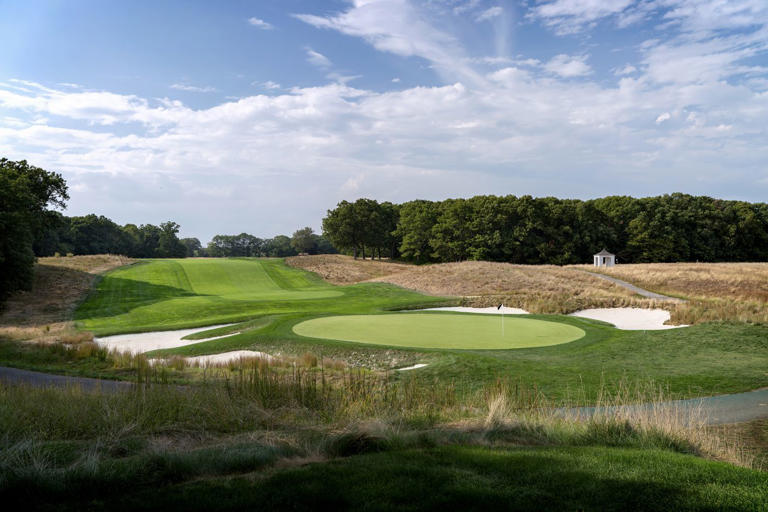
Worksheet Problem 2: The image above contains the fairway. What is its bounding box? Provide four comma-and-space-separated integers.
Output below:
76, 258, 442, 335
293, 313, 586, 349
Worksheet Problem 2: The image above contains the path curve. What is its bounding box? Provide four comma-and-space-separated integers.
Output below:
1, 365, 765, 425
579, 270, 685, 302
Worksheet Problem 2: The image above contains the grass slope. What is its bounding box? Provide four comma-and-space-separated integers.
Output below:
6, 444, 765, 511
77, 258, 444, 335
162, 446, 767, 512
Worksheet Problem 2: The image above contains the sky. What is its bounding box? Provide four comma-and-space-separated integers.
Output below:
1, 0, 767, 242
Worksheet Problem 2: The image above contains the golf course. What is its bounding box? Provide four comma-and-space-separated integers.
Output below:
67, 257, 768, 402
2, 255, 768, 510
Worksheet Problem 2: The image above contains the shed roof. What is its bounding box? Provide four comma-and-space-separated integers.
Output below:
594, 249, 614, 256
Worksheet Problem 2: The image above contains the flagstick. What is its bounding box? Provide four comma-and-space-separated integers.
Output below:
501, 304, 504, 337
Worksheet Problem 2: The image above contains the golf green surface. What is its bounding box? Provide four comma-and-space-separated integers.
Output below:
293, 313, 586, 349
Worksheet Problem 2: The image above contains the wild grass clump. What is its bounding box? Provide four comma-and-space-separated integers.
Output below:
0, 369, 761, 509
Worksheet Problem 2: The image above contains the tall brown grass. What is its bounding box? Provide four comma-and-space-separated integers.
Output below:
583, 263, 768, 324
285, 254, 413, 284
0, 255, 131, 343
0, 368, 758, 471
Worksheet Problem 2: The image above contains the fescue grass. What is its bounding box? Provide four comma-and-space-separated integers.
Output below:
584, 262, 768, 324
285, 253, 414, 284
0, 369, 764, 510
0, 255, 130, 344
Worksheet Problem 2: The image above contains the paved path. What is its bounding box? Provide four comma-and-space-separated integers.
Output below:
0, 366, 134, 392
563, 387, 768, 426
580, 270, 684, 301
1, 365, 766, 425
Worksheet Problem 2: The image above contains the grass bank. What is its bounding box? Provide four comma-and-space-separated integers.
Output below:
0, 368, 765, 510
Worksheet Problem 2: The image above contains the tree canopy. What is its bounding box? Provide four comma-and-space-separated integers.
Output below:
1, 158, 69, 300
323, 194, 768, 264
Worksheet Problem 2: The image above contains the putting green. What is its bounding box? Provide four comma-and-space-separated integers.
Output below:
292, 313, 586, 349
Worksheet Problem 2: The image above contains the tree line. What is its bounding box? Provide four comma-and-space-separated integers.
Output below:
191, 227, 335, 258
1, 157, 338, 304
1, 159, 68, 301
322, 195, 768, 264
35, 215, 337, 259
35, 213, 188, 258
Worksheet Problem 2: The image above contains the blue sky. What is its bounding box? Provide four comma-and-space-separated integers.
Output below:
1, 0, 767, 242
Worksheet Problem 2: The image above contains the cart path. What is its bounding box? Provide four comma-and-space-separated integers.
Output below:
579, 270, 685, 302
1, 365, 766, 425
0, 366, 134, 392
562, 386, 768, 426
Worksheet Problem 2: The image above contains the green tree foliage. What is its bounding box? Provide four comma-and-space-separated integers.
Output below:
0, 158, 68, 300
325, 193, 768, 264
291, 227, 318, 254
262, 235, 296, 257
157, 221, 187, 258
33, 215, 188, 259
180, 238, 203, 257
322, 198, 398, 259
395, 200, 438, 263
322, 200, 361, 258
207, 233, 263, 257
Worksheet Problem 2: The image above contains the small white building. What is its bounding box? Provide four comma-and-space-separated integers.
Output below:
593, 249, 616, 267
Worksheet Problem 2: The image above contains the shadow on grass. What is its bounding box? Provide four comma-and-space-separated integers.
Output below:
75, 276, 205, 321
111, 445, 766, 511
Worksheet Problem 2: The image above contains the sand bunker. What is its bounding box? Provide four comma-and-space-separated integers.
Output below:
171, 350, 273, 367
419, 306, 685, 330
95, 324, 279, 366
420, 306, 529, 315
569, 308, 686, 330
95, 324, 237, 355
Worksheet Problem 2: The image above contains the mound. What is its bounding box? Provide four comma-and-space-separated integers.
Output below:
0, 255, 132, 343
285, 254, 412, 284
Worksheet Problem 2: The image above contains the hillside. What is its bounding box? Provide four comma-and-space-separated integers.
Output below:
287, 255, 657, 314
584, 263, 768, 324
0, 255, 132, 343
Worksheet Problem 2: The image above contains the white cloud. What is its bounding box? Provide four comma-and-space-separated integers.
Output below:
247, 17, 273, 30
259, 81, 281, 90
170, 83, 217, 93
391, 77, 401, 83
529, 0, 633, 34
614, 64, 637, 76
544, 54, 592, 77
476, 6, 503, 22
294, 0, 483, 85
3, 1, 768, 238
305, 48, 332, 69
452, 0, 481, 15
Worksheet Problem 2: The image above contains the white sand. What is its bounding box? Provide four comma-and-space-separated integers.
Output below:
420, 306, 529, 315
416, 305, 685, 331
172, 350, 273, 367
568, 308, 686, 330
95, 324, 237, 355
397, 363, 428, 371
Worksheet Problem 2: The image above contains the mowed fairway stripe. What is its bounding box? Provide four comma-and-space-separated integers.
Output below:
292, 313, 586, 349
78, 258, 348, 334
